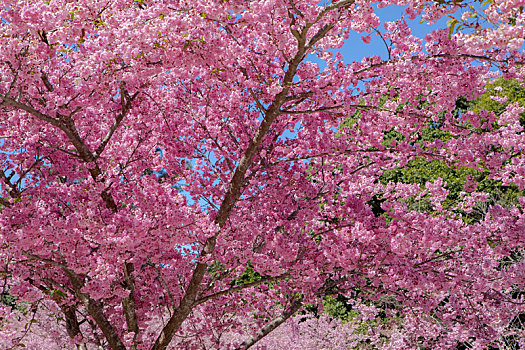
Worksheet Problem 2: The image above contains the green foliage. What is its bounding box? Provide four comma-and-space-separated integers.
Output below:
232, 263, 262, 286
1, 292, 16, 308
323, 294, 358, 323
381, 156, 522, 222
378, 79, 525, 220
471, 78, 525, 126
381, 157, 477, 205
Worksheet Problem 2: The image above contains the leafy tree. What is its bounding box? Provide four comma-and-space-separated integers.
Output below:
0, 0, 525, 349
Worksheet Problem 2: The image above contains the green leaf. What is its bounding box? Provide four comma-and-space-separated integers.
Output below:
153, 42, 166, 50
447, 18, 458, 39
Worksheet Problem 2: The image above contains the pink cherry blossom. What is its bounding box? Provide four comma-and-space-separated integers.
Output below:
0, 0, 524, 349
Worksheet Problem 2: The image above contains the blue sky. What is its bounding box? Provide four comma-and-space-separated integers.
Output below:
340, 4, 453, 62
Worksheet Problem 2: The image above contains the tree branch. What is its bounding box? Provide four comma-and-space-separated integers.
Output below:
194, 273, 290, 306
1, 94, 62, 127
1, 93, 122, 211
235, 297, 303, 350
0, 196, 11, 207
1, 94, 96, 162
151, 14, 315, 350
317, 0, 356, 20
122, 262, 139, 349
307, 22, 336, 49
0, 169, 21, 199
61, 306, 88, 350
40, 72, 54, 92
21, 251, 66, 268
95, 82, 137, 158
64, 268, 127, 350
281, 104, 343, 114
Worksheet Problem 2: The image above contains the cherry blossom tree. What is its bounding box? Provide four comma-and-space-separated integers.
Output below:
1, 0, 525, 349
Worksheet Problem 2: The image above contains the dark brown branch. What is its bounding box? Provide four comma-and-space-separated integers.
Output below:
372, 27, 391, 60
0, 196, 11, 207
235, 297, 303, 350
37, 30, 49, 45
64, 268, 126, 350
194, 274, 290, 306
1, 94, 93, 163
1, 94, 122, 211
56, 109, 98, 163
21, 251, 66, 268
36, 141, 83, 159
281, 104, 343, 114
284, 91, 313, 102
151, 13, 313, 350
413, 249, 461, 268
61, 305, 88, 349
0, 94, 62, 128
233, 263, 352, 348
287, 0, 303, 17
15, 157, 43, 188
26, 266, 88, 348
353, 52, 508, 76
0, 169, 21, 199
317, 0, 356, 19
248, 88, 267, 113
307, 22, 336, 49
122, 262, 139, 349
41, 72, 54, 92
95, 82, 137, 158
